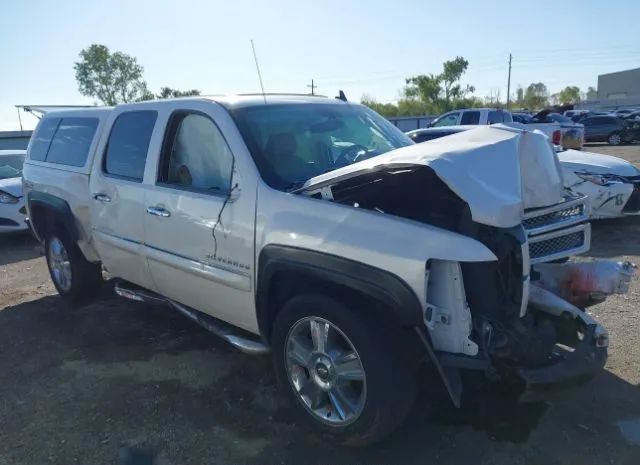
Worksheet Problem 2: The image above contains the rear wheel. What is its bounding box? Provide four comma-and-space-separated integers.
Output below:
608, 132, 622, 146
45, 228, 102, 304
271, 294, 417, 446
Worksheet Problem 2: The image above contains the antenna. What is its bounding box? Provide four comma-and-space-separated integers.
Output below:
16, 107, 23, 131
250, 39, 267, 104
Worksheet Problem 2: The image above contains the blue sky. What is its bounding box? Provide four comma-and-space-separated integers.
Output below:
1, 0, 639, 130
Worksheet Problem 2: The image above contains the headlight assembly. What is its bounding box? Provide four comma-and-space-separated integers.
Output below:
575, 172, 621, 186
0, 191, 19, 204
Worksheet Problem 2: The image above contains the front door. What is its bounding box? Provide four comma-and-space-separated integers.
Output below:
143, 103, 257, 332
89, 110, 158, 290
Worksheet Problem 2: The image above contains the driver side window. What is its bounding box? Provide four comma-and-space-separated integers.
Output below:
158, 112, 233, 193
433, 113, 460, 127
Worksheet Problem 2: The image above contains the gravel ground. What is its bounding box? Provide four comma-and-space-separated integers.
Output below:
1, 144, 640, 465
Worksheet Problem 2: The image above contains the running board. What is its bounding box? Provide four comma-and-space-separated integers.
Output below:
114, 282, 270, 355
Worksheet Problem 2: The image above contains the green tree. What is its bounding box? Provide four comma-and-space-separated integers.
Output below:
440, 57, 475, 108
523, 82, 549, 109
157, 87, 201, 99
404, 73, 442, 113
586, 86, 598, 100
396, 98, 430, 116
516, 86, 525, 106
74, 44, 148, 105
403, 56, 475, 113
360, 95, 399, 117
557, 86, 581, 104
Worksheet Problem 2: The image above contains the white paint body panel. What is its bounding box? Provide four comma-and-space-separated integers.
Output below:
559, 149, 640, 218
256, 183, 498, 327
0, 176, 27, 233
138, 100, 260, 332
424, 260, 478, 356
559, 149, 640, 177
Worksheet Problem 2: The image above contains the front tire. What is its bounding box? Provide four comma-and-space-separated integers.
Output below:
608, 132, 622, 146
271, 294, 417, 446
45, 228, 102, 304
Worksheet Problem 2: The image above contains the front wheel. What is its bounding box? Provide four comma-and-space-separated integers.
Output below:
271, 294, 417, 446
45, 228, 102, 304
608, 132, 622, 146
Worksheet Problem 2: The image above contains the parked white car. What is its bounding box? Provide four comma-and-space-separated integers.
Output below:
407, 127, 640, 219
559, 149, 640, 219
22, 96, 633, 445
0, 150, 28, 233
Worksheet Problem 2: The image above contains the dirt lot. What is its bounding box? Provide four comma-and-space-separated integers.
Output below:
1, 144, 640, 465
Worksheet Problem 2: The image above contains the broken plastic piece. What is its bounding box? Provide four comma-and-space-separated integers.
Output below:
534, 260, 636, 307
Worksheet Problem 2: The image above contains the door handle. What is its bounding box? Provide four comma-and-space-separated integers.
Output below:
92, 193, 112, 203
146, 206, 171, 218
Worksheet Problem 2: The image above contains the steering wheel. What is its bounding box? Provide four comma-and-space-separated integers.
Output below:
334, 144, 369, 167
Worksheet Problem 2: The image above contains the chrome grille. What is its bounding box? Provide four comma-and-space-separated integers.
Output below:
523, 195, 589, 236
529, 226, 589, 264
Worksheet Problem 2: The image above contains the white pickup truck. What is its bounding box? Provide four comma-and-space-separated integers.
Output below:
22, 95, 633, 445
429, 107, 566, 147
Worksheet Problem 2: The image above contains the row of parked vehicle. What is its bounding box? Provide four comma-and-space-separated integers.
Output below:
427, 107, 640, 147
1, 95, 636, 445
565, 108, 640, 122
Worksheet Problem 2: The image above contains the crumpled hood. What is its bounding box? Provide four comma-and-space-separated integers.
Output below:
301, 126, 564, 228
0, 177, 23, 198
558, 149, 640, 177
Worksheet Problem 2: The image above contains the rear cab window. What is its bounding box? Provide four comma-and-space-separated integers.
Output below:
28, 116, 99, 167
103, 111, 157, 182
488, 111, 510, 124
460, 111, 480, 125
432, 112, 460, 127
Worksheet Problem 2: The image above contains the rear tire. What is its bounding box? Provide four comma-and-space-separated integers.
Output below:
271, 294, 417, 446
45, 227, 102, 304
608, 132, 622, 146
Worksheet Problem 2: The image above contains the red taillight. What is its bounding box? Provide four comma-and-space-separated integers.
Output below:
552, 130, 561, 146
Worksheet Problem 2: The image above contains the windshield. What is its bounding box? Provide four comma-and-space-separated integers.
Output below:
231, 103, 413, 190
0, 154, 25, 180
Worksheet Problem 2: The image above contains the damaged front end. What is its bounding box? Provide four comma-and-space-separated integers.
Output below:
424, 198, 632, 405
298, 126, 635, 405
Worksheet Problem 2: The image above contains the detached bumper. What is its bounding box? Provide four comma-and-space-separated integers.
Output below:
518, 325, 607, 402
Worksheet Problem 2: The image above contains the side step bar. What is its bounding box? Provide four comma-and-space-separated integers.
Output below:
114, 282, 270, 355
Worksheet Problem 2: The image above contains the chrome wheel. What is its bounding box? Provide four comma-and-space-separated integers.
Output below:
48, 237, 72, 292
609, 133, 622, 145
285, 317, 366, 426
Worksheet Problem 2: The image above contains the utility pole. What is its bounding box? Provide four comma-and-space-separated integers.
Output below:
506, 53, 512, 109
307, 79, 317, 95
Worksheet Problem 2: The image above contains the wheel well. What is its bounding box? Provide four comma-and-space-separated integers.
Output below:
261, 269, 411, 343
30, 204, 69, 241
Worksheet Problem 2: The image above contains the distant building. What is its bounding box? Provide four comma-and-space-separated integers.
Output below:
597, 67, 640, 100
0, 130, 32, 150
576, 67, 640, 111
